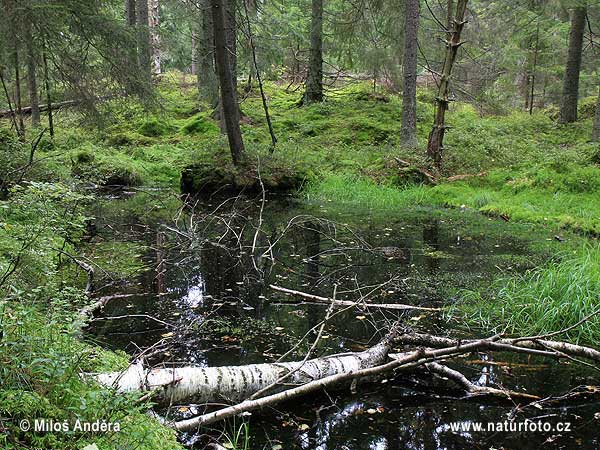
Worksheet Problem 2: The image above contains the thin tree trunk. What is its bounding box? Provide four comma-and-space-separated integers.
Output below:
149, 0, 161, 74
136, 0, 152, 82
25, 18, 40, 128
529, 19, 540, 115
14, 47, 25, 140
42, 49, 54, 138
592, 86, 600, 142
197, 0, 219, 107
242, 0, 277, 150
0, 69, 19, 135
426, 0, 468, 170
303, 0, 323, 104
225, 0, 237, 93
400, 0, 419, 149
211, 0, 245, 165
559, 6, 586, 124
126, 0, 136, 25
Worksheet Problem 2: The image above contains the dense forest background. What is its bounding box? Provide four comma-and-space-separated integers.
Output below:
1, 0, 599, 137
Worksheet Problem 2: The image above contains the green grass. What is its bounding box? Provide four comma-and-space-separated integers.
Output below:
305, 173, 431, 210
450, 245, 600, 344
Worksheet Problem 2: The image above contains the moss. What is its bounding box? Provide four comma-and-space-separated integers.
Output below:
181, 154, 309, 195
104, 131, 154, 147
181, 114, 220, 135
71, 146, 144, 186
138, 118, 175, 137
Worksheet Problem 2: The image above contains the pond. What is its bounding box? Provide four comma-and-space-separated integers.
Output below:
84, 190, 600, 449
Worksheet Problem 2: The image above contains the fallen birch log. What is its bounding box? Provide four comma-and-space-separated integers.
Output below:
91, 326, 600, 432
94, 328, 399, 405
172, 335, 510, 431
173, 330, 600, 431
269, 285, 441, 312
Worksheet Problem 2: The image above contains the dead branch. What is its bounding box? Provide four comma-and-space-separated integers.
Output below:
270, 284, 441, 311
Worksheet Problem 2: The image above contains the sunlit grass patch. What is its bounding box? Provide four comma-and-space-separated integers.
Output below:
305, 174, 431, 210
450, 245, 600, 344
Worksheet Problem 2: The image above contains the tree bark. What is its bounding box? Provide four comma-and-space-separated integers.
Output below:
191, 29, 197, 75
24, 16, 40, 128
197, 0, 219, 107
303, 0, 323, 104
593, 86, 600, 142
426, 0, 468, 170
211, 0, 245, 165
14, 47, 25, 140
42, 49, 54, 138
559, 6, 586, 124
94, 331, 396, 405
125, 0, 136, 25
149, 0, 161, 74
225, 0, 237, 93
400, 0, 419, 149
136, 0, 152, 82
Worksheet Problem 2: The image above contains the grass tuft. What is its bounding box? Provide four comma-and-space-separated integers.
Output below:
450, 245, 600, 344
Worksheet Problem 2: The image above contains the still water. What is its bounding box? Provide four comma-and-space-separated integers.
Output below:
85, 191, 599, 449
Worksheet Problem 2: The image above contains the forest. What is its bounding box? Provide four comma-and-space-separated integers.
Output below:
1, 0, 600, 449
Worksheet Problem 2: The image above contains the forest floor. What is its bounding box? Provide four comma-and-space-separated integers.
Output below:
1, 72, 599, 449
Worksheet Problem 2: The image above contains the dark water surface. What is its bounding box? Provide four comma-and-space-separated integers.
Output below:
85, 191, 599, 449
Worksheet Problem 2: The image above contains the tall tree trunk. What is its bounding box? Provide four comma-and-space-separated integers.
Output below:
42, 49, 54, 138
593, 86, 600, 142
211, 0, 245, 165
125, 0, 136, 25
8, 0, 25, 140
225, 0, 237, 93
197, 0, 219, 107
529, 19, 540, 115
426, 0, 468, 171
136, 0, 152, 82
303, 0, 323, 104
25, 18, 40, 128
400, 0, 419, 149
149, 0, 161, 74
559, 6, 586, 124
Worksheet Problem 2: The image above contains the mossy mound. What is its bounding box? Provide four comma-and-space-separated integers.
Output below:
71, 148, 143, 187
181, 114, 220, 135
138, 118, 175, 137
181, 159, 308, 195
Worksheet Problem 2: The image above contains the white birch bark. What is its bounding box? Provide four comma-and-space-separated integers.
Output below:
94, 334, 395, 405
